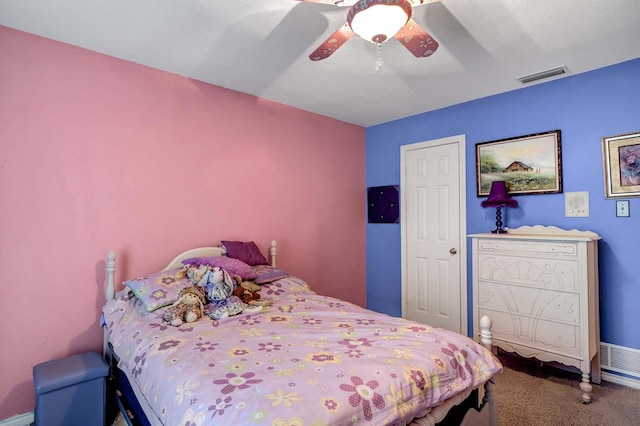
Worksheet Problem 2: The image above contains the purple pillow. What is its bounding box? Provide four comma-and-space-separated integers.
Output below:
252, 265, 291, 284
124, 268, 193, 312
181, 256, 258, 280
221, 240, 269, 266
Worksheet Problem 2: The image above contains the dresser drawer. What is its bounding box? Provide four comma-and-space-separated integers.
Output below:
478, 281, 580, 324
476, 238, 579, 258
477, 253, 580, 292
479, 307, 581, 358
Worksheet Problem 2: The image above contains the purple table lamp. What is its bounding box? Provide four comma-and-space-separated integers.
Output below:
481, 181, 518, 233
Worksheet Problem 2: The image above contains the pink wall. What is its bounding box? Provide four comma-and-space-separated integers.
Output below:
0, 26, 365, 419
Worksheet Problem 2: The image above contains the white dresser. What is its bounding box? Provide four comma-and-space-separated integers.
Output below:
470, 225, 601, 403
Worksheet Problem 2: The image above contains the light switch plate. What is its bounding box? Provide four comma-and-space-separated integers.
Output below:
565, 191, 589, 217
616, 200, 630, 217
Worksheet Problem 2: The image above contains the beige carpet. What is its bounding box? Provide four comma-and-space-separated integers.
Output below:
495, 354, 640, 426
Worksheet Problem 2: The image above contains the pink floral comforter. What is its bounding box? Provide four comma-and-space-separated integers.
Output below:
103, 276, 502, 426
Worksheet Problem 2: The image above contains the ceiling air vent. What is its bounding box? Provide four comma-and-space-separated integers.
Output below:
517, 66, 570, 84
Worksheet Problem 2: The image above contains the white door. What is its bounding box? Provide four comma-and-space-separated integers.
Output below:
401, 135, 467, 334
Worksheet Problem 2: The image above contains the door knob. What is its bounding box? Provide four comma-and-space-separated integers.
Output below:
449, 248, 457, 255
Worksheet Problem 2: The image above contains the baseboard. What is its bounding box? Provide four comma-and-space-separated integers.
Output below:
0, 412, 33, 426
602, 371, 640, 390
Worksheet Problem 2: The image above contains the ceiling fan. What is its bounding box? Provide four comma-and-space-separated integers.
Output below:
298, 0, 440, 62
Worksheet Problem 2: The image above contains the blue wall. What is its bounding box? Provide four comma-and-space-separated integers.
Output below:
366, 58, 640, 350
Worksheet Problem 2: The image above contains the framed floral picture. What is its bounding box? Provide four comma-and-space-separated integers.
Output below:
602, 131, 640, 198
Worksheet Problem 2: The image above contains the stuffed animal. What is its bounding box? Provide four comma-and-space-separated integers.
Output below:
162, 286, 206, 327
233, 276, 272, 308
184, 264, 247, 320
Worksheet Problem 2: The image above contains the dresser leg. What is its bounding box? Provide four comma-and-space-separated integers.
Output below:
579, 373, 592, 404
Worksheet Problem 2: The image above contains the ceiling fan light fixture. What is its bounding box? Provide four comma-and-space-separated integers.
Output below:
306, 0, 439, 62
348, 0, 412, 44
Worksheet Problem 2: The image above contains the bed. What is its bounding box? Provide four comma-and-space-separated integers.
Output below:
101, 241, 502, 426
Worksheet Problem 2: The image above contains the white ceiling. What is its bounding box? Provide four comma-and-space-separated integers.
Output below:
2, 0, 640, 127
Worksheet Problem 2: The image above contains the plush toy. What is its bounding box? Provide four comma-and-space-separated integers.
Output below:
184, 264, 217, 288
233, 276, 272, 308
162, 286, 206, 327
185, 264, 248, 320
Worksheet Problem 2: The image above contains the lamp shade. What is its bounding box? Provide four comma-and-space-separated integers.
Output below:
481, 181, 518, 208
348, 0, 412, 43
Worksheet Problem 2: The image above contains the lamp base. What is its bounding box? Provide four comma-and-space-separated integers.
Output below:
491, 206, 507, 234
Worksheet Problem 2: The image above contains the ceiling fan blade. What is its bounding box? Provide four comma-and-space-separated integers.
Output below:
309, 23, 355, 61
394, 18, 439, 58
296, 0, 440, 5
296, 0, 353, 6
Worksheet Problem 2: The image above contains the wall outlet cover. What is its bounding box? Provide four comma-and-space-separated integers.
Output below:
616, 200, 630, 217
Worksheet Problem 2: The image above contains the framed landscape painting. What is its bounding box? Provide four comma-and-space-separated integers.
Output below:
476, 130, 562, 196
602, 131, 640, 198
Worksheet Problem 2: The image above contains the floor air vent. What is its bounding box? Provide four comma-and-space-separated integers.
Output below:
600, 342, 640, 380
517, 66, 569, 84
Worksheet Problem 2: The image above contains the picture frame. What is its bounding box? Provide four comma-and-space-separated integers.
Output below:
476, 130, 562, 196
602, 131, 640, 198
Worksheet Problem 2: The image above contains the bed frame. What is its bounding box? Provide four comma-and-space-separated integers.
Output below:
102, 241, 498, 426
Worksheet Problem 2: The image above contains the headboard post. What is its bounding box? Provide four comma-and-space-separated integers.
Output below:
270, 240, 277, 267
105, 250, 116, 301
104, 250, 116, 356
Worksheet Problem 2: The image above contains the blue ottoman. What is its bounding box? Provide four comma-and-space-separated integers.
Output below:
33, 351, 109, 426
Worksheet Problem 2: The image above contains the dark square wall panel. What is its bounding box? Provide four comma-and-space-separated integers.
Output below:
368, 185, 399, 224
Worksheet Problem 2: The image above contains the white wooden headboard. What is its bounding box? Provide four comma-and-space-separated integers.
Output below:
161, 242, 278, 270
162, 246, 227, 270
